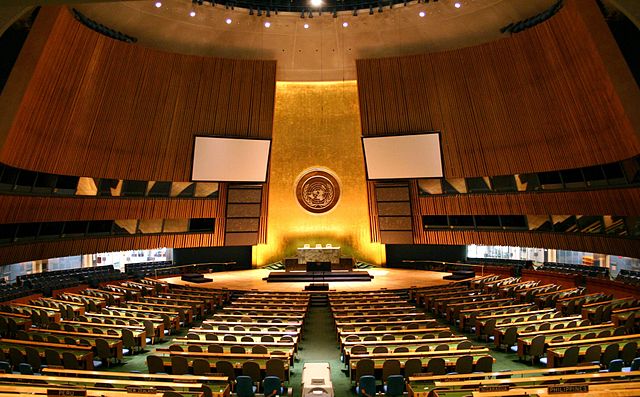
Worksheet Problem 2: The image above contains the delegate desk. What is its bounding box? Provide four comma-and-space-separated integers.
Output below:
40, 368, 230, 396
407, 371, 640, 397
157, 354, 290, 380
516, 323, 615, 358
26, 328, 124, 360
349, 350, 493, 381
0, 338, 94, 369
544, 334, 640, 368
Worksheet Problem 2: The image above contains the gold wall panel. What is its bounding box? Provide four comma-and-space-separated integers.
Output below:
255, 81, 384, 266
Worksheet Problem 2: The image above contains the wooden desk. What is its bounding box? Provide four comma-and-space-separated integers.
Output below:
202, 320, 303, 328
545, 334, 640, 368
516, 324, 615, 358
0, 338, 94, 370
349, 354, 493, 381
26, 328, 123, 360
335, 318, 437, 329
458, 303, 535, 330
36, 326, 142, 344
407, 372, 640, 397
157, 355, 290, 380
444, 298, 514, 322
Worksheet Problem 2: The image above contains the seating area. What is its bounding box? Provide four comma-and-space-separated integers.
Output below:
0, 270, 638, 396
16, 265, 124, 290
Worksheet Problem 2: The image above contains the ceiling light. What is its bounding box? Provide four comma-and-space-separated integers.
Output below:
225, 18, 232, 24
454, 2, 461, 8
342, 21, 349, 27
303, 23, 310, 29
311, 0, 322, 6
264, 21, 271, 28
419, 11, 425, 17
154, 2, 162, 8
189, 10, 196, 16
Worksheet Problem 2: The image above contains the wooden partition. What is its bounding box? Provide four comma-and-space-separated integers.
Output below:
358, 0, 640, 257
0, 7, 277, 264
1, 7, 276, 182
357, 0, 639, 178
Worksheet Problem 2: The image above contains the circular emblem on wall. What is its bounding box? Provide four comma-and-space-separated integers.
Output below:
296, 170, 341, 214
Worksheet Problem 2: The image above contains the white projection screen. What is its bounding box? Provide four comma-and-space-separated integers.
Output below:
191, 136, 271, 182
363, 133, 444, 179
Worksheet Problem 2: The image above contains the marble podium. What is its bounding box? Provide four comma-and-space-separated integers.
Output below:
297, 244, 341, 265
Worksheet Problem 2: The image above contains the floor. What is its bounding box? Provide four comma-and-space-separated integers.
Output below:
162, 267, 454, 292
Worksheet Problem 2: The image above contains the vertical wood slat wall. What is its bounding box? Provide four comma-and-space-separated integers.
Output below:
0, 195, 220, 224
356, 0, 639, 178
0, 7, 277, 182
0, 7, 278, 264
357, 0, 640, 258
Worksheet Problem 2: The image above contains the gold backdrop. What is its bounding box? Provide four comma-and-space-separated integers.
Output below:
254, 81, 384, 266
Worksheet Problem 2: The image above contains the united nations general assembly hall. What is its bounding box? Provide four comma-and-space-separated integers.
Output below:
0, 0, 639, 396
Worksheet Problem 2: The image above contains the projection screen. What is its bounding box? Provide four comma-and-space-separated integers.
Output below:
192, 136, 271, 182
362, 133, 443, 179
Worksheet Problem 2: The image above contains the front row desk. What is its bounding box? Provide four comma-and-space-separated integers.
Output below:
285, 245, 353, 271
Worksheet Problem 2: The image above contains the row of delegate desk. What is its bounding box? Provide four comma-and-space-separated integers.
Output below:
330, 285, 495, 382
0, 280, 230, 371
411, 275, 640, 370
148, 290, 311, 381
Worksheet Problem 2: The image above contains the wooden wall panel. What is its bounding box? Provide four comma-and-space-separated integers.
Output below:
418, 230, 640, 259
1, 7, 276, 181
0, 233, 216, 266
415, 188, 640, 217
0, 195, 219, 224
356, 0, 639, 177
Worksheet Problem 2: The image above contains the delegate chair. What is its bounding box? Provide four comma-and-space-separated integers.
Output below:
146, 355, 167, 374
193, 358, 211, 375
236, 375, 257, 397
263, 376, 286, 397
384, 374, 404, 397
404, 358, 424, 377
426, 357, 446, 376
266, 358, 286, 381
171, 355, 189, 375
476, 355, 494, 373
354, 359, 375, 383
356, 375, 376, 397
382, 359, 401, 381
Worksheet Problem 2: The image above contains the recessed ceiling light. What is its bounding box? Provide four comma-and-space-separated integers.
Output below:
454, 2, 461, 8
264, 21, 271, 28
342, 21, 349, 27
311, 0, 322, 7
304, 23, 310, 29
189, 10, 196, 17
226, 18, 232, 24
154, 2, 162, 8
419, 11, 425, 17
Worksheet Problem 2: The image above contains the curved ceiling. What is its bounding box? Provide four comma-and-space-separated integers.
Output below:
73, 0, 555, 81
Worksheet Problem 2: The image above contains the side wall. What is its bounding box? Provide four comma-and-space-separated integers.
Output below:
357, 0, 640, 258
0, 7, 276, 264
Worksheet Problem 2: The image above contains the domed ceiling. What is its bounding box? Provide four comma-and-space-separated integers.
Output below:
69, 1, 555, 80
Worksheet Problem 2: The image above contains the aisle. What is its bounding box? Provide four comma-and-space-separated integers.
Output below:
291, 304, 352, 397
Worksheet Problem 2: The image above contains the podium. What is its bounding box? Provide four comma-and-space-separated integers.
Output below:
301, 362, 333, 397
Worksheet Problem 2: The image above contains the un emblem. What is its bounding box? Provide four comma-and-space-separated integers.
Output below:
296, 170, 341, 214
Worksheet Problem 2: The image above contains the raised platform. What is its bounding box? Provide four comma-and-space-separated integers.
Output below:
264, 270, 373, 283
443, 270, 476, 281
181, 273, 212, 283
